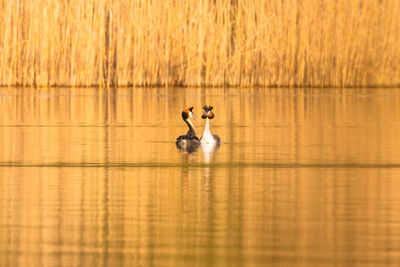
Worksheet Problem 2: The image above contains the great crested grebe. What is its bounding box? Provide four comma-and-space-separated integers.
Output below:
200, 105, 220, 145
176, 107, 201, 151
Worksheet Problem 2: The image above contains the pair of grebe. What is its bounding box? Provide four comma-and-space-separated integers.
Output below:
176, 106, 220, 151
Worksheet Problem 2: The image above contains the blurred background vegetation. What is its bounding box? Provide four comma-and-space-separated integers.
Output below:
0, 0, 399, 87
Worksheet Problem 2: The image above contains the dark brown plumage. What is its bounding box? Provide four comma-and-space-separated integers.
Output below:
176, 107, 200, 152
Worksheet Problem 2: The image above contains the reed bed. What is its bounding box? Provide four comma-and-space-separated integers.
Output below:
0, 0, 399, 87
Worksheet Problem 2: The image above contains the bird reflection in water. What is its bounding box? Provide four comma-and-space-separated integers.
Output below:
201, 142, 218, 164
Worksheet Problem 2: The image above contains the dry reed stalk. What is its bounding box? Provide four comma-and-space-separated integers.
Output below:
0, 0, 399, 87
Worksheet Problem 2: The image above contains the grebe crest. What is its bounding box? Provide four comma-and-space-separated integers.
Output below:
200, 105, 220, 145
176, 106, 200, 152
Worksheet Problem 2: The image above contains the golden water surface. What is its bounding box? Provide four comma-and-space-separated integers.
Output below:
0, 87, 399, 266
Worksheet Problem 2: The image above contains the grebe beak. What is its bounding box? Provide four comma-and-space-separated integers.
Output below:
189, 111, 197, 121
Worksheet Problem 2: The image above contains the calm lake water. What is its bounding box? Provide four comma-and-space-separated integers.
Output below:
0, 87, 400, 266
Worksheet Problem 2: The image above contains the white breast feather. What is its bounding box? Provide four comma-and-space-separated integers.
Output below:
201, 119, 216, 144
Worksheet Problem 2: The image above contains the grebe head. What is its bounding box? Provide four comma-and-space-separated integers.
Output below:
201, 105, 215, 119
182, 106, 197, 121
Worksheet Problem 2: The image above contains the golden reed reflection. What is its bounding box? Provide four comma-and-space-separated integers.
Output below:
0, 87, 399, 165
0, 87, 400, 265
1, 167, 399, 266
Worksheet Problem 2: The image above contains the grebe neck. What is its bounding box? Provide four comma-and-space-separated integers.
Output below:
204, 118, 212, 135
185, 118, 197, 136
201, 118, 216, 144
